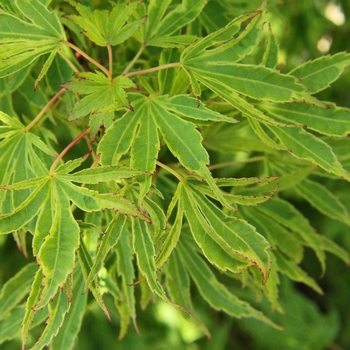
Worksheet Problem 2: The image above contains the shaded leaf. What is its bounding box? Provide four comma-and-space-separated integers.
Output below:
178, 240, 281, 329
296, 178, 350, 226
257, 198, 326, 273
273, 251, 323, 295
0, 263, 38, 321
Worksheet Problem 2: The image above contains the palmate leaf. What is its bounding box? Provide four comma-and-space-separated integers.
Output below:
181, 3, 293, 99
180, 2, 322, 119
0, 161, 149, 312
0, 0, 65, 85
63, 72, 136, 137
0, 111, 53, 212
66, 0, 144, 47
98, 93, 235, 207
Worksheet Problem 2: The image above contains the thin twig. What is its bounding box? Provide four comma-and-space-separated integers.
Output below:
107, 43, 113, 77
62, 40, 111, 79
58, 50, 80, 73
122, 42, 146, 75
25, 88, 67, 132
156, 161, 184, 182
50, 128, 91, 176
123, 62, 181, 78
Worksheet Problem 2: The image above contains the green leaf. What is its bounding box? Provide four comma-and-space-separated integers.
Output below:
0, 0, 64, 79
257, 198, 326, 272
166, 251, 210, 337
156, 185, 184, 268
295, 178, 350, 226
60, 165, 146, 183
50, 265, 87, 350
273, 251, 323, 295
141, 0, 206, 47
78, 241, 111, 320
263, 102, 350, 137
289, 52, 350, 94
262, 24, 278, 69
185, 63, 309, 103
216, 176, 279, 188
225, 185, 278, 206
203, 123, 273, 153
98, 93, 232, 207
241, 207, 304, 264
159, 95, 238, 123
22, 269, 43, 350
0, 306, 25, 344
63, 73, 135, 131
181, 12, 257, 63
178, 240, 281, 329
132, 218, 170, 301
84, 214, 126, 291
0, 179, 50, 234
115, 226, 137, 339
268, 125, 350, 180
58, 180, 148, 221
66, 0, 144, 47
35, 183, 80, 309
31, 289, 70, 350
185, 6, 262, 65
0, 263, 38, 321
319, 235, 350, 265
181, 182, 271, 283
142, 0, 171, 43
142, 196, 166, 241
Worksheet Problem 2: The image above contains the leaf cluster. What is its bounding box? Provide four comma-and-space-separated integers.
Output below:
0, 0, 350, 349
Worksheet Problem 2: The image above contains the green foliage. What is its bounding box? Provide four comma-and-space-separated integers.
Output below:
0, 0, 349, 349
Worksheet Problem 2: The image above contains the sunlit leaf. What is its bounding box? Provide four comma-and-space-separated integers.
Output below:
289, 52, 350, 94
